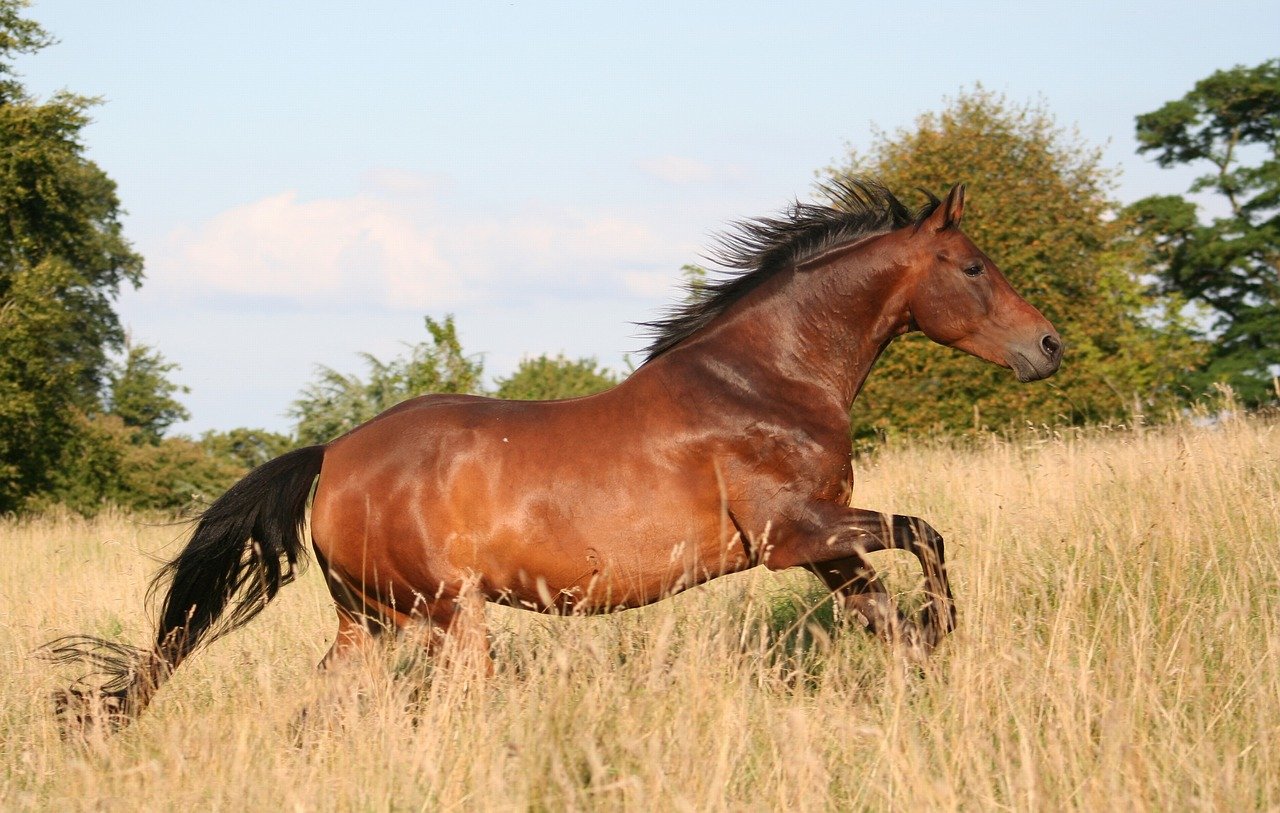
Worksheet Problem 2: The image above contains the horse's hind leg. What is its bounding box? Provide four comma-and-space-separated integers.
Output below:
411, 581, 494, 677
317, 578, 492, 679
289, 608, 385, 738
314, 557, 391, 670
319, 609, 382, 670
805, 556, 923, 650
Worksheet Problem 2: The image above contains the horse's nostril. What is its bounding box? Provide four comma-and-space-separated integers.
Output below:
1040, 333, 1061, 358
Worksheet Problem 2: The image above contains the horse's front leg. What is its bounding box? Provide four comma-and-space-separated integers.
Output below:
762, 505, 956, 651
803, 555, 922, 648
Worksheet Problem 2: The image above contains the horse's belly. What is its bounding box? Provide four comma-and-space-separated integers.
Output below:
464, 521, 752, 612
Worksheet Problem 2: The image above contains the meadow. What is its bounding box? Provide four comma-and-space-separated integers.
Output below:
2, 412, 1278, 811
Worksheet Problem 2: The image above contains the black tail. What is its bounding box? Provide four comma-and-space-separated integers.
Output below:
43, 445, 326, 730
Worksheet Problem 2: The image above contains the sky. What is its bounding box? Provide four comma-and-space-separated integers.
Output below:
20, 1, 1280, 435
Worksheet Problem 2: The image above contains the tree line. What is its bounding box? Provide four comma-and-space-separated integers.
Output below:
0, 1, 1275, 513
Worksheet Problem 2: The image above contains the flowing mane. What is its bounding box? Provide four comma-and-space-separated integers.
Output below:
641, 178, 940, 362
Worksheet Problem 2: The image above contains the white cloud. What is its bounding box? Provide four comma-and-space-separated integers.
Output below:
151, 189, 695, 310
637, 155, 747, 186
164, 192, 464, 309
472, 210, 666, 275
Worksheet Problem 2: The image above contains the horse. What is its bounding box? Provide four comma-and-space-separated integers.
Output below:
46, 179, 1063, 728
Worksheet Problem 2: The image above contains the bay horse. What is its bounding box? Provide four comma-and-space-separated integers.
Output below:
47, 180, 1062, 728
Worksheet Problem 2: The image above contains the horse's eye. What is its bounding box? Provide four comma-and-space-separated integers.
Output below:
963, 263, 984, 277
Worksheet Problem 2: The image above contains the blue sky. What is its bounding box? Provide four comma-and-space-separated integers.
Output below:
21, 1, 1280, 434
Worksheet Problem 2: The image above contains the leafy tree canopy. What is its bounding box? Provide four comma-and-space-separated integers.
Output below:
200, 428, 294, 472
1126, 59, 1280, 405
37, 342, 287, 514
38, 412, 250, 515
291, 315, 483, 445
108, 340, 191, 444
0, 1, 144, 511
824, 88, 1204, 444
494, 354, 618, 401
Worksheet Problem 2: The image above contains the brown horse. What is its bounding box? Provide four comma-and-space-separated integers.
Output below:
46, 180, 1062, 727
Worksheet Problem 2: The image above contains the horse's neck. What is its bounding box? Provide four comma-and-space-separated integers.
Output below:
674, 251, 910, 412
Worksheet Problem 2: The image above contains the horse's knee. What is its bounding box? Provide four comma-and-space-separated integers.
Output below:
901, 515, 941, 545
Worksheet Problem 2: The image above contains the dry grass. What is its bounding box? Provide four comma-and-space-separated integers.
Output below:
3, 414, 1279, 811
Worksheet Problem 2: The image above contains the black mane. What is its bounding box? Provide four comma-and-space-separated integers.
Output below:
640, 178, 940, 362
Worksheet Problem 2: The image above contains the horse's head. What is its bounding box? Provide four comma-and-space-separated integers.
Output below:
903, 185, 1062, 382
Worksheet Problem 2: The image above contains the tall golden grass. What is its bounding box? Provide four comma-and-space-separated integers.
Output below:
3, 413, 1278, 811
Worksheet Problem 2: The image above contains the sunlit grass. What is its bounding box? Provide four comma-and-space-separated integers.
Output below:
3, 414, 1278, 810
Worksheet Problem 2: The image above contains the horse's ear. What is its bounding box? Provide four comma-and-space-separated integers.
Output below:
944, 183, 966, 227
923, 183, 966, 232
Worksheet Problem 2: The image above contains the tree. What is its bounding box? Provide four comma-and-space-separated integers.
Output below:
291, 315, 483, 445
112, 435, 246, 512
824, 88, 1203, 443
108, 340, 191, 444
32, 344, 286, 513
680, 263, 708, 303
35, 412, 255, 515
200, 427, 294, 471
1127, 59, 1280, 405
0, 2, 144, 511
494, 354, 618, 400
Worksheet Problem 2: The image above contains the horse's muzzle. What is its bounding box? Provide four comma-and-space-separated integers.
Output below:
1009, 331, 1063, 382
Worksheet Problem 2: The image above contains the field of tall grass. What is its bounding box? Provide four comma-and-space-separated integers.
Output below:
2, 413, 1278, 811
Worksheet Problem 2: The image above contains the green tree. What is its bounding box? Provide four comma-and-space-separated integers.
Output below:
36, 412, 248, 515
0, 2, 144, 511
824, 88, 1203, 443
1127, 59, 1280, 405
291, 315, 483, 445
113, 435, 245, 512
494, 354, 618, 400
33, 343, 279, 513
37, 410, 130, 514
680, 263, 708, 303
200, 427, 295, 471
108, 340, 191, 444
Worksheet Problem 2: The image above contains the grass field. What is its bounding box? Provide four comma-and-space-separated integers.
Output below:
2, 413, 1278, 811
